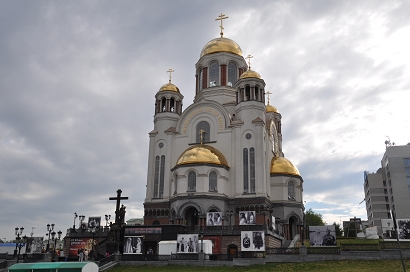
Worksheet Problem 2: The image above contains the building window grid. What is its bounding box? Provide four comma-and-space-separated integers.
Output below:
228, 62, 237, 86
249, 148, 255, 193
159, 155, 165, 197
209, 61, 219, 86
199, 69, 203, 91
209, 171, 217, 191
243, 148, 249, 193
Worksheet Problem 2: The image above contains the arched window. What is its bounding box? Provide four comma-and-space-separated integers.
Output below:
161, 97, 166, 112
245, 86, 251, 101
249, 148, 255, 193
198, 68, 203, 91
174, 174, 178, 194
159, 155, 165, 197
196, 121, 210, 143
188, 171, 196, 191
255, 86, 259, 101
154, 156, 160, 197
228, 62, 237, 86
288, 180, 295, 200
209, 61, 219, 86
243, 148, 249, 193
209, 171, 217, 191
170, 98, 175, 112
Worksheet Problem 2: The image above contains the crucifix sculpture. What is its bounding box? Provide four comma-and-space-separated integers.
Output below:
215, 13, 228, 37
109, 189, 129, 225
266, 91, 272, 104
167, 68, 174, 83
246, 54, 253, 70
199, 129, 206, 144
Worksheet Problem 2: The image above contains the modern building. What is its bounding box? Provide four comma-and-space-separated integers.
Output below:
143, 16, 305, 253
364, 143, 410, 235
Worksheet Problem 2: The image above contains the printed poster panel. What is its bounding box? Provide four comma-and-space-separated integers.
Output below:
123, 236, 143, 254
241, 231, 265, 251
239, 211, 256, 225
206, 212, 223, 226
69, 238, 99, 257
88, 216, 101, 229
381, 219, 395, 239
25, 237, 43, 253
397, 219, 410, 240
176, 234, 199, 253
309, 225, 337, 246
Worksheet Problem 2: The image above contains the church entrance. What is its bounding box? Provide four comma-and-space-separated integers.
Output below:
184, 207, 199, 230
289, 216, 298, 239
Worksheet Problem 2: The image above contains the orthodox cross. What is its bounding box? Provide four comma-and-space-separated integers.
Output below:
266, 91, 272, 104
109, 189, 129, 224
215, 13, 228, 37
199, 129, 206, 144
246, 54, 253, 70
167, 68, 174, 83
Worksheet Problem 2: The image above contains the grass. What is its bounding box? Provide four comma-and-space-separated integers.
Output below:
111, 259, 410, 272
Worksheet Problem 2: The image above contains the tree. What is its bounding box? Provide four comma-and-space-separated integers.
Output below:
305, 208, 325, 227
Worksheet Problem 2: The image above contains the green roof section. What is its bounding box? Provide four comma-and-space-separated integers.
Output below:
9, 262, 98, 272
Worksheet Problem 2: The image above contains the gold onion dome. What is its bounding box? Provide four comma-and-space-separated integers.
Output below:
266, 103, 279, 113
176, 145, 228, 167
239, 69, 262, 79
270, 156, 300, 177
159, 82, 180, 93
200, 37, 243, 58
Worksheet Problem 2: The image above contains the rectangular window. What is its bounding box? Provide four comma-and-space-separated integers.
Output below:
243, 148, 249, 193
159, 155, 165, 197
249, 148, 255, 193
154, 156, 160, 198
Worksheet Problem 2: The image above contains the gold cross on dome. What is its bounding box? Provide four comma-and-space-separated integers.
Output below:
246, 54, 253, 70
265, 91, 272, 104
199, 129, 206, 144
167, 68, 174, 83
215, 13, 228, 37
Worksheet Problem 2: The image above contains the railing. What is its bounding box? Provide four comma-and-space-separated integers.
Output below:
22, 253, 43, 263
340, 244, 379, 251
266, 247, 299, 254
96, 254, 115, 267
380, 241, 410, 250
171, 253, 198, 260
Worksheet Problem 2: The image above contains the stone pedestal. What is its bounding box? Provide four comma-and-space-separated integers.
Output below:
299, 245, 307, 256
198, 252, 205, 261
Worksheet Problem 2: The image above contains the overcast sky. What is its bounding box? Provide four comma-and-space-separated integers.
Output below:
1, 0, 409, 241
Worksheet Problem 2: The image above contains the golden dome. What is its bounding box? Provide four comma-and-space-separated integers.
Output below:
176, 145, 228, 167
239, 69, 261, 79
270, 156, 300, 176
200, 37, 243, 58
159, 82, 180, 93
266, 103, 279, 113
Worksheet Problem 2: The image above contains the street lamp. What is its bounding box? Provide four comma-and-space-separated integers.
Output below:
89, 225, 99, 260
73, 212, 78, 230
46, 224, 55, 251
14, 227, 24, 258
105, 215, 111, 227
51, 230, 62, 262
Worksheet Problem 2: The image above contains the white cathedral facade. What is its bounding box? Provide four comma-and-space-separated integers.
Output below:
144, 22, 304, 247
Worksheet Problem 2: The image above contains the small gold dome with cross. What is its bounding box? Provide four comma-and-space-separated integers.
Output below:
200, 37, 243, 58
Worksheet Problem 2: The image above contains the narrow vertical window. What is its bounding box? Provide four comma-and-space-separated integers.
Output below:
154, 156, 160, 197
250, 147, 255, 193
254, 86, 259, 101
199, 69, 203, 91
209, 171, 217, 191
159, 155, 165, 197
196, 121, 210, 143
188, 171, 196, 191
243, 148, 249, 193
245, 86, 251, 101
209, 61, 219, 86
228, 62, 237, 86
174, 174, 178, 194
288, 181, 295, 199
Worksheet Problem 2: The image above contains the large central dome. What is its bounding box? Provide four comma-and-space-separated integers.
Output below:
176, 145, 228, 167
200, 37, 243, 58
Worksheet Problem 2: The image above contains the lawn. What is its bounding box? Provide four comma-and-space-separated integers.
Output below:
111, 259, 410, 272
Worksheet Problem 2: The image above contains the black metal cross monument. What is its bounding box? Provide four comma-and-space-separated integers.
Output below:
109, 189, 129, 225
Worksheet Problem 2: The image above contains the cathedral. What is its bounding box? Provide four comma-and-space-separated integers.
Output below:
143, 15, 304, 251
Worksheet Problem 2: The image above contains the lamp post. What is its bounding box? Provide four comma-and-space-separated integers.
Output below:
16, 234, 27, 263
105, 215, 111, 227
200, 228, 204, 253
89, 225, 99, 260
73, 212, 78, 230
51, 230, 62, 262
14, 227, 24, 258
46, 224, 55, 251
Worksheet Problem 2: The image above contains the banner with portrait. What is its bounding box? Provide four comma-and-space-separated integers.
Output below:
88, 216, 101, 229
309, 225, 336, 246
123, 236, 143, 254
397, 219, 410, 240
241, 231, 265, 251
239, 211, 256, 225
25, 237, 43, 253
176, 234, 199, 253
69, 238, 100, 257
206, 212, 222, 226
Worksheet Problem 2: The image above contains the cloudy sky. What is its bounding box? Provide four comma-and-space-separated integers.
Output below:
1, 0, 409, 241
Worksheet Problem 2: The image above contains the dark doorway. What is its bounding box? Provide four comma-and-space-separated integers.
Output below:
227, 244, 238, 260
185, 207, 199, 230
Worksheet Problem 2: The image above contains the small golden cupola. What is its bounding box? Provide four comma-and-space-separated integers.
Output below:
265, 91, 279, 113
236, 54, 266, 104
270, 156, 300, 177
175, 145, 229, 168
155, 68, 184, 115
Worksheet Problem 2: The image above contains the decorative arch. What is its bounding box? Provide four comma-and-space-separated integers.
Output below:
207, 205, 221, 213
